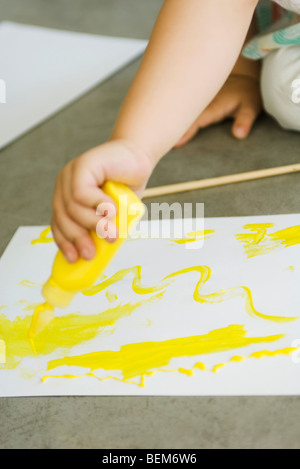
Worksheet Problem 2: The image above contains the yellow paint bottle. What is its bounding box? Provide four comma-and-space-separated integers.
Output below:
29, 181, 145, 338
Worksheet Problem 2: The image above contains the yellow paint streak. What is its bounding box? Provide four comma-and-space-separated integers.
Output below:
212, 347, 298, 373
236, 223, 300, 258
31, 226, 54, 245
43, 325, 284, 385
42, 372, 142, 386
83, 265, 172, 296
18, 280, 42, 288
83, 265, 297, 323
170, 230, 215, 245
29, 302, 55, 340
270, 225, 300, 248
0, 293, 164, 369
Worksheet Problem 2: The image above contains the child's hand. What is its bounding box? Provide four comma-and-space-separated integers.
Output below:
51, 139, 153, 263
175, 74, 262, 146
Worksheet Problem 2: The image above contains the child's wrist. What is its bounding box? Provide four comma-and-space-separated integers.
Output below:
109, 136, 157, 172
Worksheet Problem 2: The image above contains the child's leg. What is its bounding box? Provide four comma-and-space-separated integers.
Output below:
261, 45, 300, 131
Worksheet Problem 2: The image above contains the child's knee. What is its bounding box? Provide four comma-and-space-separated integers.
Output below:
261, 46, 300, 131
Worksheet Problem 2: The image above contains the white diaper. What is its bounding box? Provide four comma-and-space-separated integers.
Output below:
261, 45, 300, 131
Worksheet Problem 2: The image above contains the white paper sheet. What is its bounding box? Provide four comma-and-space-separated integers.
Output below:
0, 214, 300, 397
0, 22, 147, 149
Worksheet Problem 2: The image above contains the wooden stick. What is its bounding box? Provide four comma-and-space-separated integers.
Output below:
143, 163, 300, 199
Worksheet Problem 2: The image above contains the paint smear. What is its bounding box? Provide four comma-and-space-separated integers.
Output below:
167, 230, 215, 245
0, 292, 164, 369
31, 226, 54, 245
236, 223, 300, 258
15, 301, 40, 312
18, 280, 42, 288
83, 265, 297, 323
42, 325, 286, 387
106, 291, 118, 303
28, 302, 55, 339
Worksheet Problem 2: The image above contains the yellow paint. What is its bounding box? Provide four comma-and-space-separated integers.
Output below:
16, 301, 40, 312
43, 361, 207, 387
169, 230, 215, 245
270, 225, 300, 248
105, 291, 118, 303
83, 264, 297, 323
236, 223, 300, 258
18, 280, 42, 288
31, 226, 54, 245
42, 344, 299, 388
42, 325, 286, 386
212, 347, 298, 373
83, 265, 172, 297
0, 292, 164, 369
29, 302, 55, 338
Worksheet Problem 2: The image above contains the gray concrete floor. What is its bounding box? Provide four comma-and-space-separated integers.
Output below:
1, 0, 300, 449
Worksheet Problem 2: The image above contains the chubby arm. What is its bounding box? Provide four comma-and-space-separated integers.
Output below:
112, 0, 259, 163
52, 0, 259, 262
175, 11, 262, 144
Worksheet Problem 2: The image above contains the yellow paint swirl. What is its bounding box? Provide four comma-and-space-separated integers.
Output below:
83, 265, 297, 323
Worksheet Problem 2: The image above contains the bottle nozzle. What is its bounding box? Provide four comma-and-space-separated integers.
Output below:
42, 278, 76, 308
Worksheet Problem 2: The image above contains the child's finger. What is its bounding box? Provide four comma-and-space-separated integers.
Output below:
72, 158, 115, 210
60, 215, 96, 260
61, 180, 104, 232
51, 218, 79, 263
232, 106, 257, 139
66, 202, 103, 232
53, 193, 96, 260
